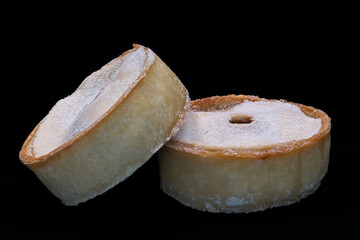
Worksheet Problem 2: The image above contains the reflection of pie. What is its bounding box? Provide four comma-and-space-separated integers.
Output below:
159, 95, 331, 213
20, 44, 189, 206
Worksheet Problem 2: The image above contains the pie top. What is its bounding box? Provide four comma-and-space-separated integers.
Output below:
32, 45, 155, 158
167, 95, 331, 159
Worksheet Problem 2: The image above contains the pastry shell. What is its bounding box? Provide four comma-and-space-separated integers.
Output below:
158, 95, 331, 213
20, 44, 190, 206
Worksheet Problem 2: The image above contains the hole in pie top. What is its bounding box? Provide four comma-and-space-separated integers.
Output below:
229, 114, 253, 124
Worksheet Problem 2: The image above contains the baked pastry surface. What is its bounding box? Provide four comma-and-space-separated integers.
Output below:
159, 95, 331, 213
20, 44, 189, 206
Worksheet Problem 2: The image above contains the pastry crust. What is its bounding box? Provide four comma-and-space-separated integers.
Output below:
19, 44, 190, 206
158, 95, 331, 213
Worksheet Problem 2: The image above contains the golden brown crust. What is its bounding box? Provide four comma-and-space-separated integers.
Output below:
165, 94, 331, 159
20, 44, 155, 165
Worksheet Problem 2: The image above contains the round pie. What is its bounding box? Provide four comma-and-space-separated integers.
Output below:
158, 95, 331, 213
19, 44, 190, 206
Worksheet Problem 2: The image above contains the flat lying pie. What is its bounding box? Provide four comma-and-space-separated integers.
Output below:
158, 95, 331, 213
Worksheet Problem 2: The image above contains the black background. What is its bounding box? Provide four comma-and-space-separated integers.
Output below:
3, 4, 360, 239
